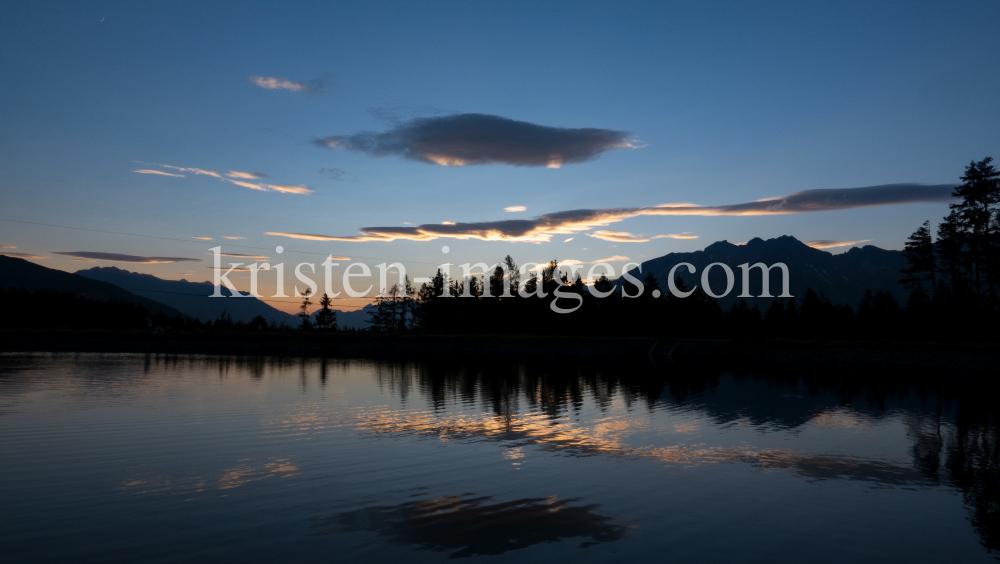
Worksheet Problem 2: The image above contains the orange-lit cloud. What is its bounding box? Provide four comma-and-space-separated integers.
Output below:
314, 113, 638, 167
227, 179, 268, 191
206, 266, 252, 272
588, 230, 652, 243
221, 236, 245, 240
653, 233, 699, 240
805, 239, 872, 249
134, 163, 310, 195
226, 171, 266, 179
1, 245, 15, 249
2, 252, 46, 259
268, 184, 955, 244
53, 251, 203, 263
133, 169, 185, 177
192, 236, 213, 240
505, 206, 527, 212
267, 184, 314, 195
595, 255, 630, 263
159, 165, 223, 179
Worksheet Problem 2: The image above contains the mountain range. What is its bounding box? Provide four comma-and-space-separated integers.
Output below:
3, 235, 909, 327
74, 267, 298, 326
0, 255, 187, 319
617, 235, 907, 310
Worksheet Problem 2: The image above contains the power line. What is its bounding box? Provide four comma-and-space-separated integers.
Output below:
0, 217, 447, 266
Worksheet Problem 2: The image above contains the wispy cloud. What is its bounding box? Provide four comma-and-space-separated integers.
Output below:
314, 113, 638, 167
133, 169, 185, 177
0, 245, 15, 249
226, 171, 266, 179
133, 163, 311, 195
505, 206, 527, 212
221, 236, 244, 240
159, 165, 223, 179
206, 266, 252, 272
588, 231, 651, 243
654, 233, 699, 240
249, 76, 308, 93
227, 179, 268, 191
267, 184, 956, 244
52, 252, 203, 264
564, 238, 574, 243
2, 252, 46, 259
805, 239, 872, 249
192, 236, 213, 241
319, 167, 357, 182
588, 231, 699, 242
267, 184, 314, 195
559, 256, 630, 266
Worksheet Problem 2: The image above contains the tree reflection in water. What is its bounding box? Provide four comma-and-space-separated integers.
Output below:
371, 358, 1000, 555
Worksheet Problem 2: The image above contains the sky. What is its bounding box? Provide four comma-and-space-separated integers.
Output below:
1, 1, 998, 312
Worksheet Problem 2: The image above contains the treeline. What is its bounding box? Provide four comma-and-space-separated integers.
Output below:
900, 157, 1000, 312
361, 264, 959, 340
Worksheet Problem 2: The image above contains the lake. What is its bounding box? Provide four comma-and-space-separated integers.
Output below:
1, 353, 997, 563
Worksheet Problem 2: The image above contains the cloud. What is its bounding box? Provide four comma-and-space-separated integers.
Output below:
1, 245, 15, 249
249, 76, 309, 93
133, 169, 185, 177
805, 239, 872, 249
313, 113, 637, 167
206, 266, 252, 272
221, 236, 244, 240
2, 252, 46, 259
226, 171, 266, 179
52, 252, 204, 263
134, 163, 310, 194
319, 167, 356, 182
159, 165, 223, 179
588, 230, 651, 243
266, 184, 955, 244
564, 238, 573, 243
589, 231, 699, 242
505, 206, 527, 212
595, 255, 630, 263
653, 233, 699, 240
267, 184, 314, 195
227, 179, 268, 191
192, 236, 212, 240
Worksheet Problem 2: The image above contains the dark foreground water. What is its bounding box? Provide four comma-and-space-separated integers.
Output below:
1, 353, 997, 563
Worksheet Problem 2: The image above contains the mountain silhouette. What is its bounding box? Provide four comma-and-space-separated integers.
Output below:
75, 266, 297, 326
619, 235, 907, 309
0, 255, 186, 318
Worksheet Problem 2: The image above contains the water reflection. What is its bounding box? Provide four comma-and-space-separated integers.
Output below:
318, 493, 627, 557
1, 353, 998, 560
369, 358, 1000, 554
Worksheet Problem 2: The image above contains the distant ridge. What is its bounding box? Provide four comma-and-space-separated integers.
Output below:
75, 266, 297, 326
0, 255, 187, 318
618, 235, 907, 309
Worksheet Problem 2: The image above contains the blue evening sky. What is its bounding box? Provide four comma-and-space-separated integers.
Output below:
1, 1, 998, 310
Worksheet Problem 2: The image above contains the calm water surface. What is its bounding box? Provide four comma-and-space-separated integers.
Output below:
1, 353, 997, 563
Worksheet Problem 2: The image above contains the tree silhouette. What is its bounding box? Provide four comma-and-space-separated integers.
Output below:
315, 292, 338, 331
298, 288, 313, 329
900, 220, 937, 301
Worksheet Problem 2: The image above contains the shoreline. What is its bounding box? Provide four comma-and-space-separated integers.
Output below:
1, 330, 998, 373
